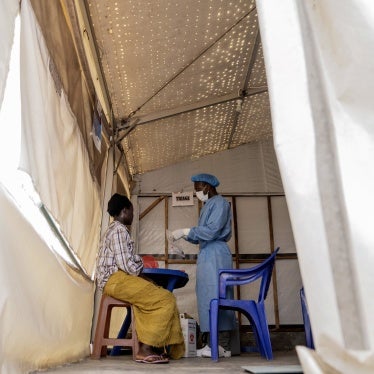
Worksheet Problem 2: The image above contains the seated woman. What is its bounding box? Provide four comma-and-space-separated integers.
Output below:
95, 193, 185, 364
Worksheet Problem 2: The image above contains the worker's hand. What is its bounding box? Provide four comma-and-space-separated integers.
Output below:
172, 228, 190, 241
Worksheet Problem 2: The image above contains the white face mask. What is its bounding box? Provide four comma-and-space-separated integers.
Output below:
196, 190, 209, 202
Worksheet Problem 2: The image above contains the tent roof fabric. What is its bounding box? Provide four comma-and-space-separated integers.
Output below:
85, 0, 272, 175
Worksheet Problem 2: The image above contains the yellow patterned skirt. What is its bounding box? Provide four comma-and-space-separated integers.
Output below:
103, 270, 185, 359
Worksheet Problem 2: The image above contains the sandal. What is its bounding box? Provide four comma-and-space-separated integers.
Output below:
135, 354, 169, 364
160, 352, 169, 359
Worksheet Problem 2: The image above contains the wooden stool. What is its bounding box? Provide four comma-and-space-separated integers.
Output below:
91, 295, 138, 359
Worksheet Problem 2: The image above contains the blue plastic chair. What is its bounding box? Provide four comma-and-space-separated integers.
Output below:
209, 248, 279, 362
300, 287, 315, 349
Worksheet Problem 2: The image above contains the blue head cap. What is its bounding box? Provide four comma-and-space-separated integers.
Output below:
191, 173, 220, 187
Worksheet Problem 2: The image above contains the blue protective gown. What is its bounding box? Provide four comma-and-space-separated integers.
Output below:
186, 194, 236, 332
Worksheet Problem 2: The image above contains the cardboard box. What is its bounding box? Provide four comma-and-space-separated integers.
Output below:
180, 314, 197, 357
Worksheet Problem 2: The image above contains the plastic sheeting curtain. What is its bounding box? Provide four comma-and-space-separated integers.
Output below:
0, 1, 96, 372
19, 0, 101, 275
0, 0, 19, 107
0, 185, 94, 373
257, 0, 374, 372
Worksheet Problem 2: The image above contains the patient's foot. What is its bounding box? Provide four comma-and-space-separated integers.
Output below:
137, 343, 154, 357
135, 343, 169, 364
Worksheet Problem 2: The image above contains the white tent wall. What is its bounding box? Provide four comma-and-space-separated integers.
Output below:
133, 140, 303, 327
0, 186, 94, 373
133, 139, 283, 194
4, 0, 374, 371
19, 0, 101, 275
257, 0, 374, 372
0, 0, 18, 108
0, 1, 105, 372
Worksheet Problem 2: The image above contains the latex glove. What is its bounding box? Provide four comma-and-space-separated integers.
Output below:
172, 228, 190, 241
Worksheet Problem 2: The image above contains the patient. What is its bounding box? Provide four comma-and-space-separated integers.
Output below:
95, 193, 185, 364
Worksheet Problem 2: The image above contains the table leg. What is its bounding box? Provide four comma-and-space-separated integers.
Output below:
167, 277, 178, 292
110, 306, 132, 356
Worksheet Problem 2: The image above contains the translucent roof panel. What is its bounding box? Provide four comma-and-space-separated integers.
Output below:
86, 0, 272, 176
132, 8, 259, 116
122, 101, 237, 175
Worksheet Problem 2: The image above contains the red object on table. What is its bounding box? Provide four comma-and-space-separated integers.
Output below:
142, 255, 159, 268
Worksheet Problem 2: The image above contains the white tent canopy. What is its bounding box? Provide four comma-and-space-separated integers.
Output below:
1, 0, 374, 373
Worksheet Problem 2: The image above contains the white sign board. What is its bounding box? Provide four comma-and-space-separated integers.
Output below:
172, 191, 194, 206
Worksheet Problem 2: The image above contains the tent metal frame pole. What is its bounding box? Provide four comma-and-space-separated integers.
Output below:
100, 147, 115, 239
128, 87, 267, 127
267, 196, 280, 329
73, 0, 112, 124
227, 28, 262, 149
